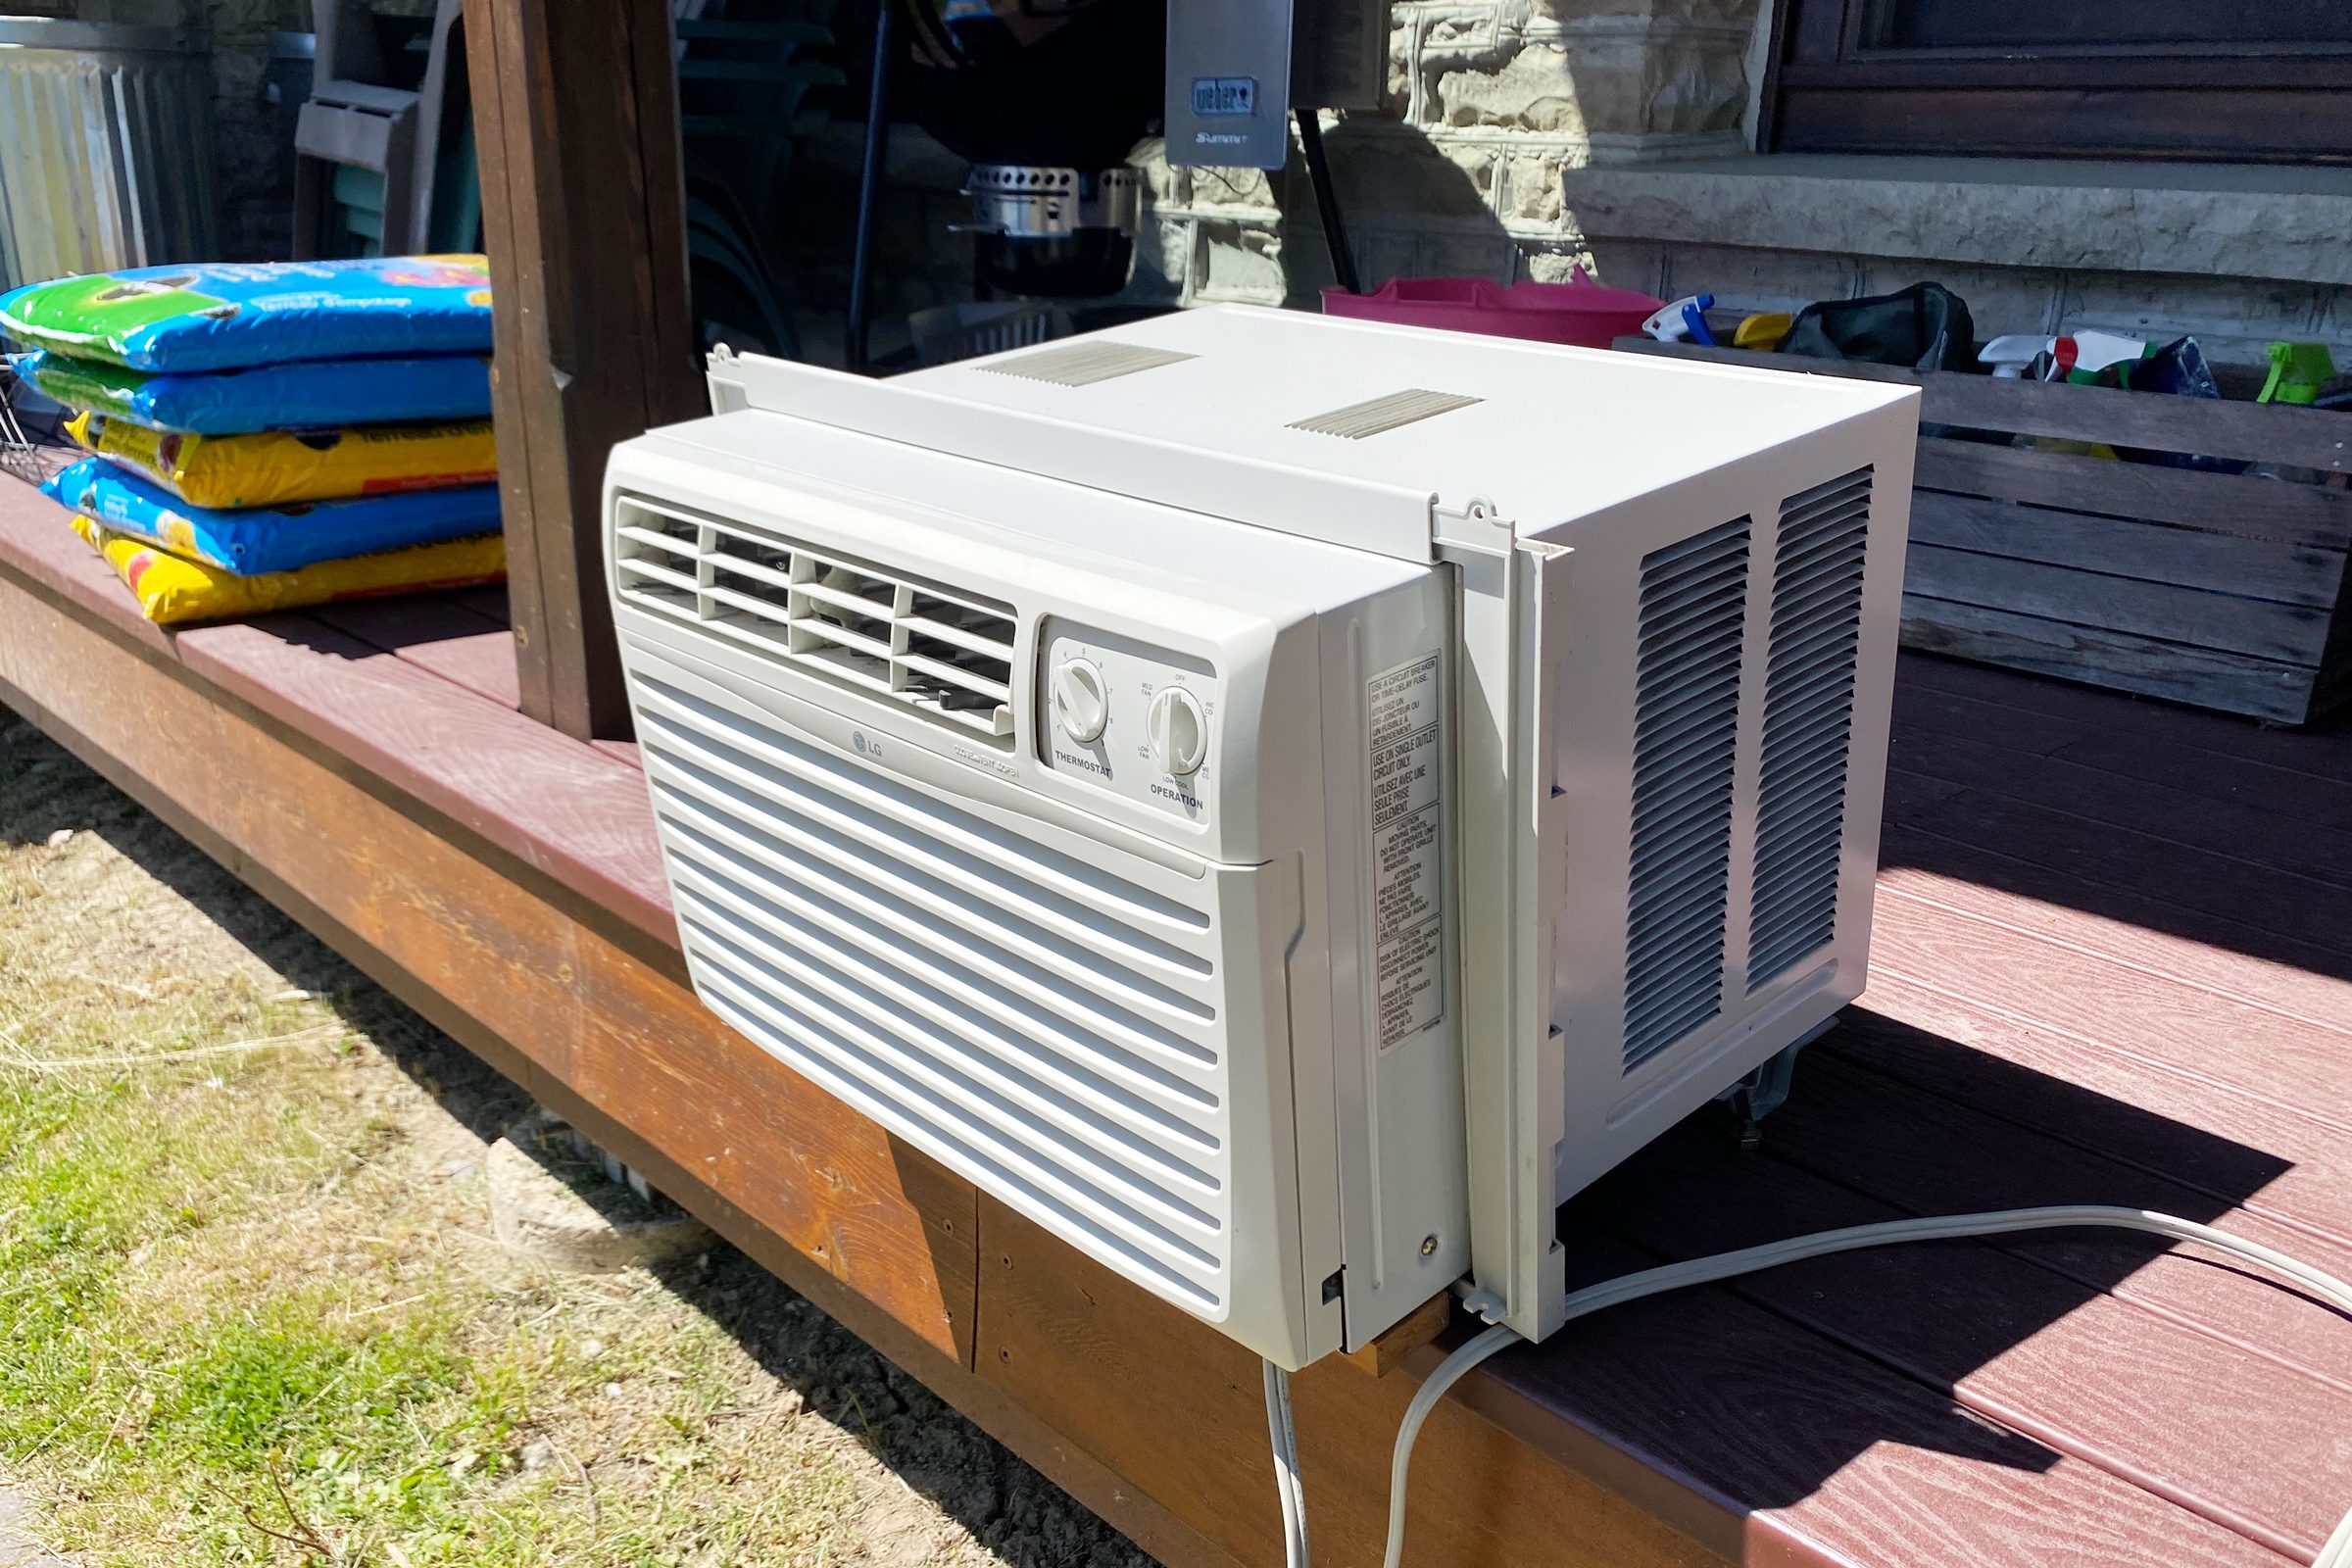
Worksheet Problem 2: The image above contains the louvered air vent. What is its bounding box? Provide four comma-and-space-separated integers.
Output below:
614, 497, 1018, 750
982, 341, 1196, 387
1749, 468, 1874, 990
1623, 516, 1751, 1073
1288, 389, 1482, 439
627, 673, 1233, 1314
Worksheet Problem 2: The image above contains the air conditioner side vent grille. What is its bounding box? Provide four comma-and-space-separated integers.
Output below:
1748, 468, 1874, 990
1623, 515, 1751, 1073
614, 497, 1018, 749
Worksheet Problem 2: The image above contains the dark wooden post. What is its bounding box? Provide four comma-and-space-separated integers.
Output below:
466, 0, 706, 740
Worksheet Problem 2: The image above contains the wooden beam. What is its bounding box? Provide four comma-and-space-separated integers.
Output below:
1611, 336, 2352, 473
1897, 597, 2323, 724
1912, 438, 2352, 552
465, 0, 705, 739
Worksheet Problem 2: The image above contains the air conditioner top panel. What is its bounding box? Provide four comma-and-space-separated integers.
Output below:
894, 305, 1915, 533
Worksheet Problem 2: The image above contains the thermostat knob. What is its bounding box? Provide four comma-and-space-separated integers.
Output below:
1147, 686, 1208, 777
1053, 658, 1109, 744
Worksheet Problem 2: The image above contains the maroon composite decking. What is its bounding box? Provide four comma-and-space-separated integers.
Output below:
1, 473, 2348, 1566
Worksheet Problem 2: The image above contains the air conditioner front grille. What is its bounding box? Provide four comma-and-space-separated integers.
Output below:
1623, 516, 1750, 1073
1749, 468, 1873, 990
629, 674, 1232, 1313
614, 497, 1018, 749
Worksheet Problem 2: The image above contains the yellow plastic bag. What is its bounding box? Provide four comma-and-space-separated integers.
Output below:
70, 514, 505, 625
65, 411, 497, 510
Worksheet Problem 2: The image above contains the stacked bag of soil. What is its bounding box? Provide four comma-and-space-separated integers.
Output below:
0, 256, 505, 624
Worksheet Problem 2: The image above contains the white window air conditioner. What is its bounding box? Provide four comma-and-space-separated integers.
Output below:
603, 306, 1919, 1370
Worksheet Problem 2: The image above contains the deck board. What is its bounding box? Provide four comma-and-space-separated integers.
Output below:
1878, 828, 2352, 1005
1900, 652, 2352, 779
1760, 1059, 2352, 1391
1862, 892, 2352, 1120
306, 598, 524, 710
1577, 1120, 2352, 1562
1530, 1221, 2303, 1568
1836, 981, 2352, 1233
1885, 776, 2352, 965
1890, 725, 2352, 888
1895, 681, 2352, 831
3, 470, 2349, 1568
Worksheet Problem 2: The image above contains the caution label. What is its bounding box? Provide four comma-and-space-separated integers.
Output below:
1367, 653, 1445, 1051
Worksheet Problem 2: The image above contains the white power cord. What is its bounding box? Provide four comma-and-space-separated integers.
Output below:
1356, 1205, 2352, 1568
1263, 1358, 1310, 1568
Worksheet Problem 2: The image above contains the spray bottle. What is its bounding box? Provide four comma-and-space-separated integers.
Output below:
1641, 294, 1715, 347
2258, 342, 2336, 406
1978, 331, 2148, 382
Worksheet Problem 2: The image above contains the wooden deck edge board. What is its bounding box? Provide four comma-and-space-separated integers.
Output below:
0, 540, 680, 984
173, 618, 680, 946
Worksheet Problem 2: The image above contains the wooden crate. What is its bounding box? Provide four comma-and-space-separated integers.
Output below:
1615, 338, 2352, 725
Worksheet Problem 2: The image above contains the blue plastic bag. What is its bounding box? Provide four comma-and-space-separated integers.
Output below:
21, 349, 492, 434
0, 256, 494, 371
43, 456, 502, 576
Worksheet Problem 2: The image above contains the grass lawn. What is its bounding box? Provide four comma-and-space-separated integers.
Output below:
0, 708, 1150, 1568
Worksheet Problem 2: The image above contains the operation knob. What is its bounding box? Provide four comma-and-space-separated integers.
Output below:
1147, 685, 1208, 777
1052, 657, 1109, 744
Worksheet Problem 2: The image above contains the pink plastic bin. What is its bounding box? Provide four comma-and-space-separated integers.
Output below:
1320, 274, 1661, 349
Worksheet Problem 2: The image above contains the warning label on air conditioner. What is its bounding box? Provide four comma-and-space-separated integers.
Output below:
1367, 652, 1445, 1052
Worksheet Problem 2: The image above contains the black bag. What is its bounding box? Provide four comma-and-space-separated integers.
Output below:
1779, 282, 1977, 373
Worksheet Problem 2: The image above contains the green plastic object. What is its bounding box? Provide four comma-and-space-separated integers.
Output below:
2259, 341, 2335, 406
